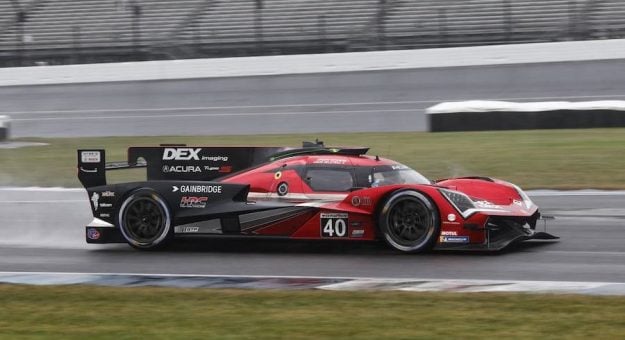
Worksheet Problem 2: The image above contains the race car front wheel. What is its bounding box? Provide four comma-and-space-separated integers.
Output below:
378, 190, 439, 253
118, 189, 173, 250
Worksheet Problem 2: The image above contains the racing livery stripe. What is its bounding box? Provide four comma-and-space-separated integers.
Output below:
247, 192, 348, 201
240, 207, 315, 232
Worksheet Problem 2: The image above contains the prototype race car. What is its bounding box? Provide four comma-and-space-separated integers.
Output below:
77, 141, 557, 252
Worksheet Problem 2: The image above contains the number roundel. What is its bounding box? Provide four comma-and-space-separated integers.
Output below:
277, 182, 289, 196
320, 213, 348, 238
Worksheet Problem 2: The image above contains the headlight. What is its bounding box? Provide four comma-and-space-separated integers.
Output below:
439, 189, 475, 218
512, 184, 534, 209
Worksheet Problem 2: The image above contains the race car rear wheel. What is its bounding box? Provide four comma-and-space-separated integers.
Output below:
378, 190, 439, 253
118, 189, 172, 250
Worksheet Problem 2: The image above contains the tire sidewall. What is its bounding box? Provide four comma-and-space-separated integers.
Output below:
378, 190, 440, 253
118, 189, 172, 249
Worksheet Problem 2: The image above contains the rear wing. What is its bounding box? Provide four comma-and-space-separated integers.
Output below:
78, 141, 370, 189
77, 146, 288, 188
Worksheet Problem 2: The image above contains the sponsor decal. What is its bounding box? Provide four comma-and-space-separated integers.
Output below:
351, 196, 372, 207
274, 171, 282, 180
441, 231, 458, 236
474, 200, 501, 209
162, 165, 202, 173
204, 166, 219, 171
447, 214, 457, 222
180, 196, 208, 208
440, 236, 470, 244
185, 185, 221, 193
90, 192, 100, 210
219, 165, 233, 173
174, 226, 200, 233
81, 151, 101, 163
86, 228, 101, 240
391, 164, 409, 170
320, 212, 349, 238
100, 203, 113, 208
162, 148, 201, 161
321, 212, 349, 219
277, 182, 289, 196
361, 197, 372, 206
173, 185, 222, 194
512, 199, 524, 206
101, 191, 115, 197
351, 229, 365, 238
80, 167, 97, 173
201, 155, 228, 162
99, 213, 110, 218
313, 159, 347, 165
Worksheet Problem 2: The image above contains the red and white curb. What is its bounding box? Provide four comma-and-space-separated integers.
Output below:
316, 278, 625, 295
0, 272, 624, 295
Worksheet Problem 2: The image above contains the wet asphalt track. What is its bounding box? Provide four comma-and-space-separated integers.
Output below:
0, 188, 624, 283
1, 60, 624, 284
2, 59, 625, 137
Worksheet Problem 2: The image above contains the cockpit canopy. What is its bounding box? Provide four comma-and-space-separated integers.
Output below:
370, 164, 431, 187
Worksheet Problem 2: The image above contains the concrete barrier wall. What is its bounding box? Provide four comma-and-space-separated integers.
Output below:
2, 39, 625, 86
426, 101, 625, 132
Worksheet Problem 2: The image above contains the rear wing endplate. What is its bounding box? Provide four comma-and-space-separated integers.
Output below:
77, 150, 107, 188
77, 149, 147, 188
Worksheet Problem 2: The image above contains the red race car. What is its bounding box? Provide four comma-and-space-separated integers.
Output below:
77, 141, 557, 252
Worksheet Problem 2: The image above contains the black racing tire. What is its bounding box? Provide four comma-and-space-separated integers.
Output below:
118, 189, 173, 250
377, 190, 440, 253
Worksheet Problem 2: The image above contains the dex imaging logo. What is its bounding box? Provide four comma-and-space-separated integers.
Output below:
162, 148, 201, 161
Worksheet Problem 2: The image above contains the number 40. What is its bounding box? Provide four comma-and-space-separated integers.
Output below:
323, 218, 346, 237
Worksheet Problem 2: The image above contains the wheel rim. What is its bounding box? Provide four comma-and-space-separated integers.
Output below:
123, 197, 166, 243
386, 198, 431, 247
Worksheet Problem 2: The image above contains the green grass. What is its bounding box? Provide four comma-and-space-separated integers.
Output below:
0, 285, 624, 339
1, 129, 625, 189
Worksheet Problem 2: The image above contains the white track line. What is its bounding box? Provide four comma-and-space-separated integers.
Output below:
4, 94, 625, 116
0, 187, 84, 192
528, 190, 625, 196
10, 108, 420, 121
1, 101, 434, 115
0, 200, 84, 203
540, 250, 625, 256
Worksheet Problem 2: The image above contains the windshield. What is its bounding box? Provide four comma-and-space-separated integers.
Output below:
371, 166, 431, 187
